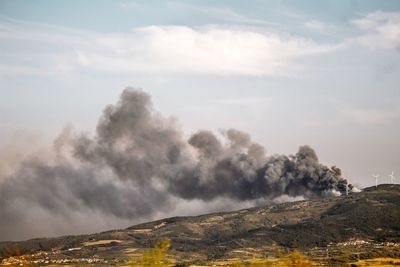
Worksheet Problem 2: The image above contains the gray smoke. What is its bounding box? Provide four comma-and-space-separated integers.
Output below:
0, 88, 351, 241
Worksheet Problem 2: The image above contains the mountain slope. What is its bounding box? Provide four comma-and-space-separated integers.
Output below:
1, 184, 399, 265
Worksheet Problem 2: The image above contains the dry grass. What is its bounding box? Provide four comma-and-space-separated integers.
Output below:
128, 240, 318, 267
350, 257, 400, 266
82, 239, 122, 246
129, 239, 173, 267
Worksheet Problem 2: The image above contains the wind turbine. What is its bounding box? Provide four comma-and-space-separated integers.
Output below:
389, 171, 395, 184
372, 174, 379, 188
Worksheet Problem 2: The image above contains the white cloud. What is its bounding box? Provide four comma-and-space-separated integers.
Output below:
0, 19, 337, 77
165, 2, 276, 26
303, 20, 340, 37
342, 107, 400, 125
352, 11, 399, 30
1, 11, 400, 78
76, 25, 337, 76
351, 11, 400, 50
304, 20, 327, 31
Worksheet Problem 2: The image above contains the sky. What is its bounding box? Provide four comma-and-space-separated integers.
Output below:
0, 0, 400, 240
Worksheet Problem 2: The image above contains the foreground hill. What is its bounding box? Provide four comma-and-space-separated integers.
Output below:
1, 184, 400, 265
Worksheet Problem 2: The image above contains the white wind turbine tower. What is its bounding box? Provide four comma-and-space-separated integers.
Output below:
389, 171, 395, 184
372, 174, 379, 188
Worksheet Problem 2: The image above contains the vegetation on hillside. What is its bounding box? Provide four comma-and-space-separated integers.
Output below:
130, 239, 172, 267
1, 185, 399, 266
130, 239, 317, 267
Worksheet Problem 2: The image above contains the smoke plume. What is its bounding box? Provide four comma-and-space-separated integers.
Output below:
0, 88, 351, 240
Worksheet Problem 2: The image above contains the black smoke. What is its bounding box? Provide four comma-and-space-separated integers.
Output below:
0, 88, 351, 240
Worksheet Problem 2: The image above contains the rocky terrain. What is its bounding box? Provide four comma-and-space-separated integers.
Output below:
1, 184, 399, 266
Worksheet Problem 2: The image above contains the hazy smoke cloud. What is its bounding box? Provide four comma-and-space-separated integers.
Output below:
0, 88, 351, 241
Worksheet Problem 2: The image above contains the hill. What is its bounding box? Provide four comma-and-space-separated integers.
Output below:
1, 184, 400, 265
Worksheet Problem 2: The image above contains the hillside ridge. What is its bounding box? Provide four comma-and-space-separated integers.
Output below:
1, 184, 399, 265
